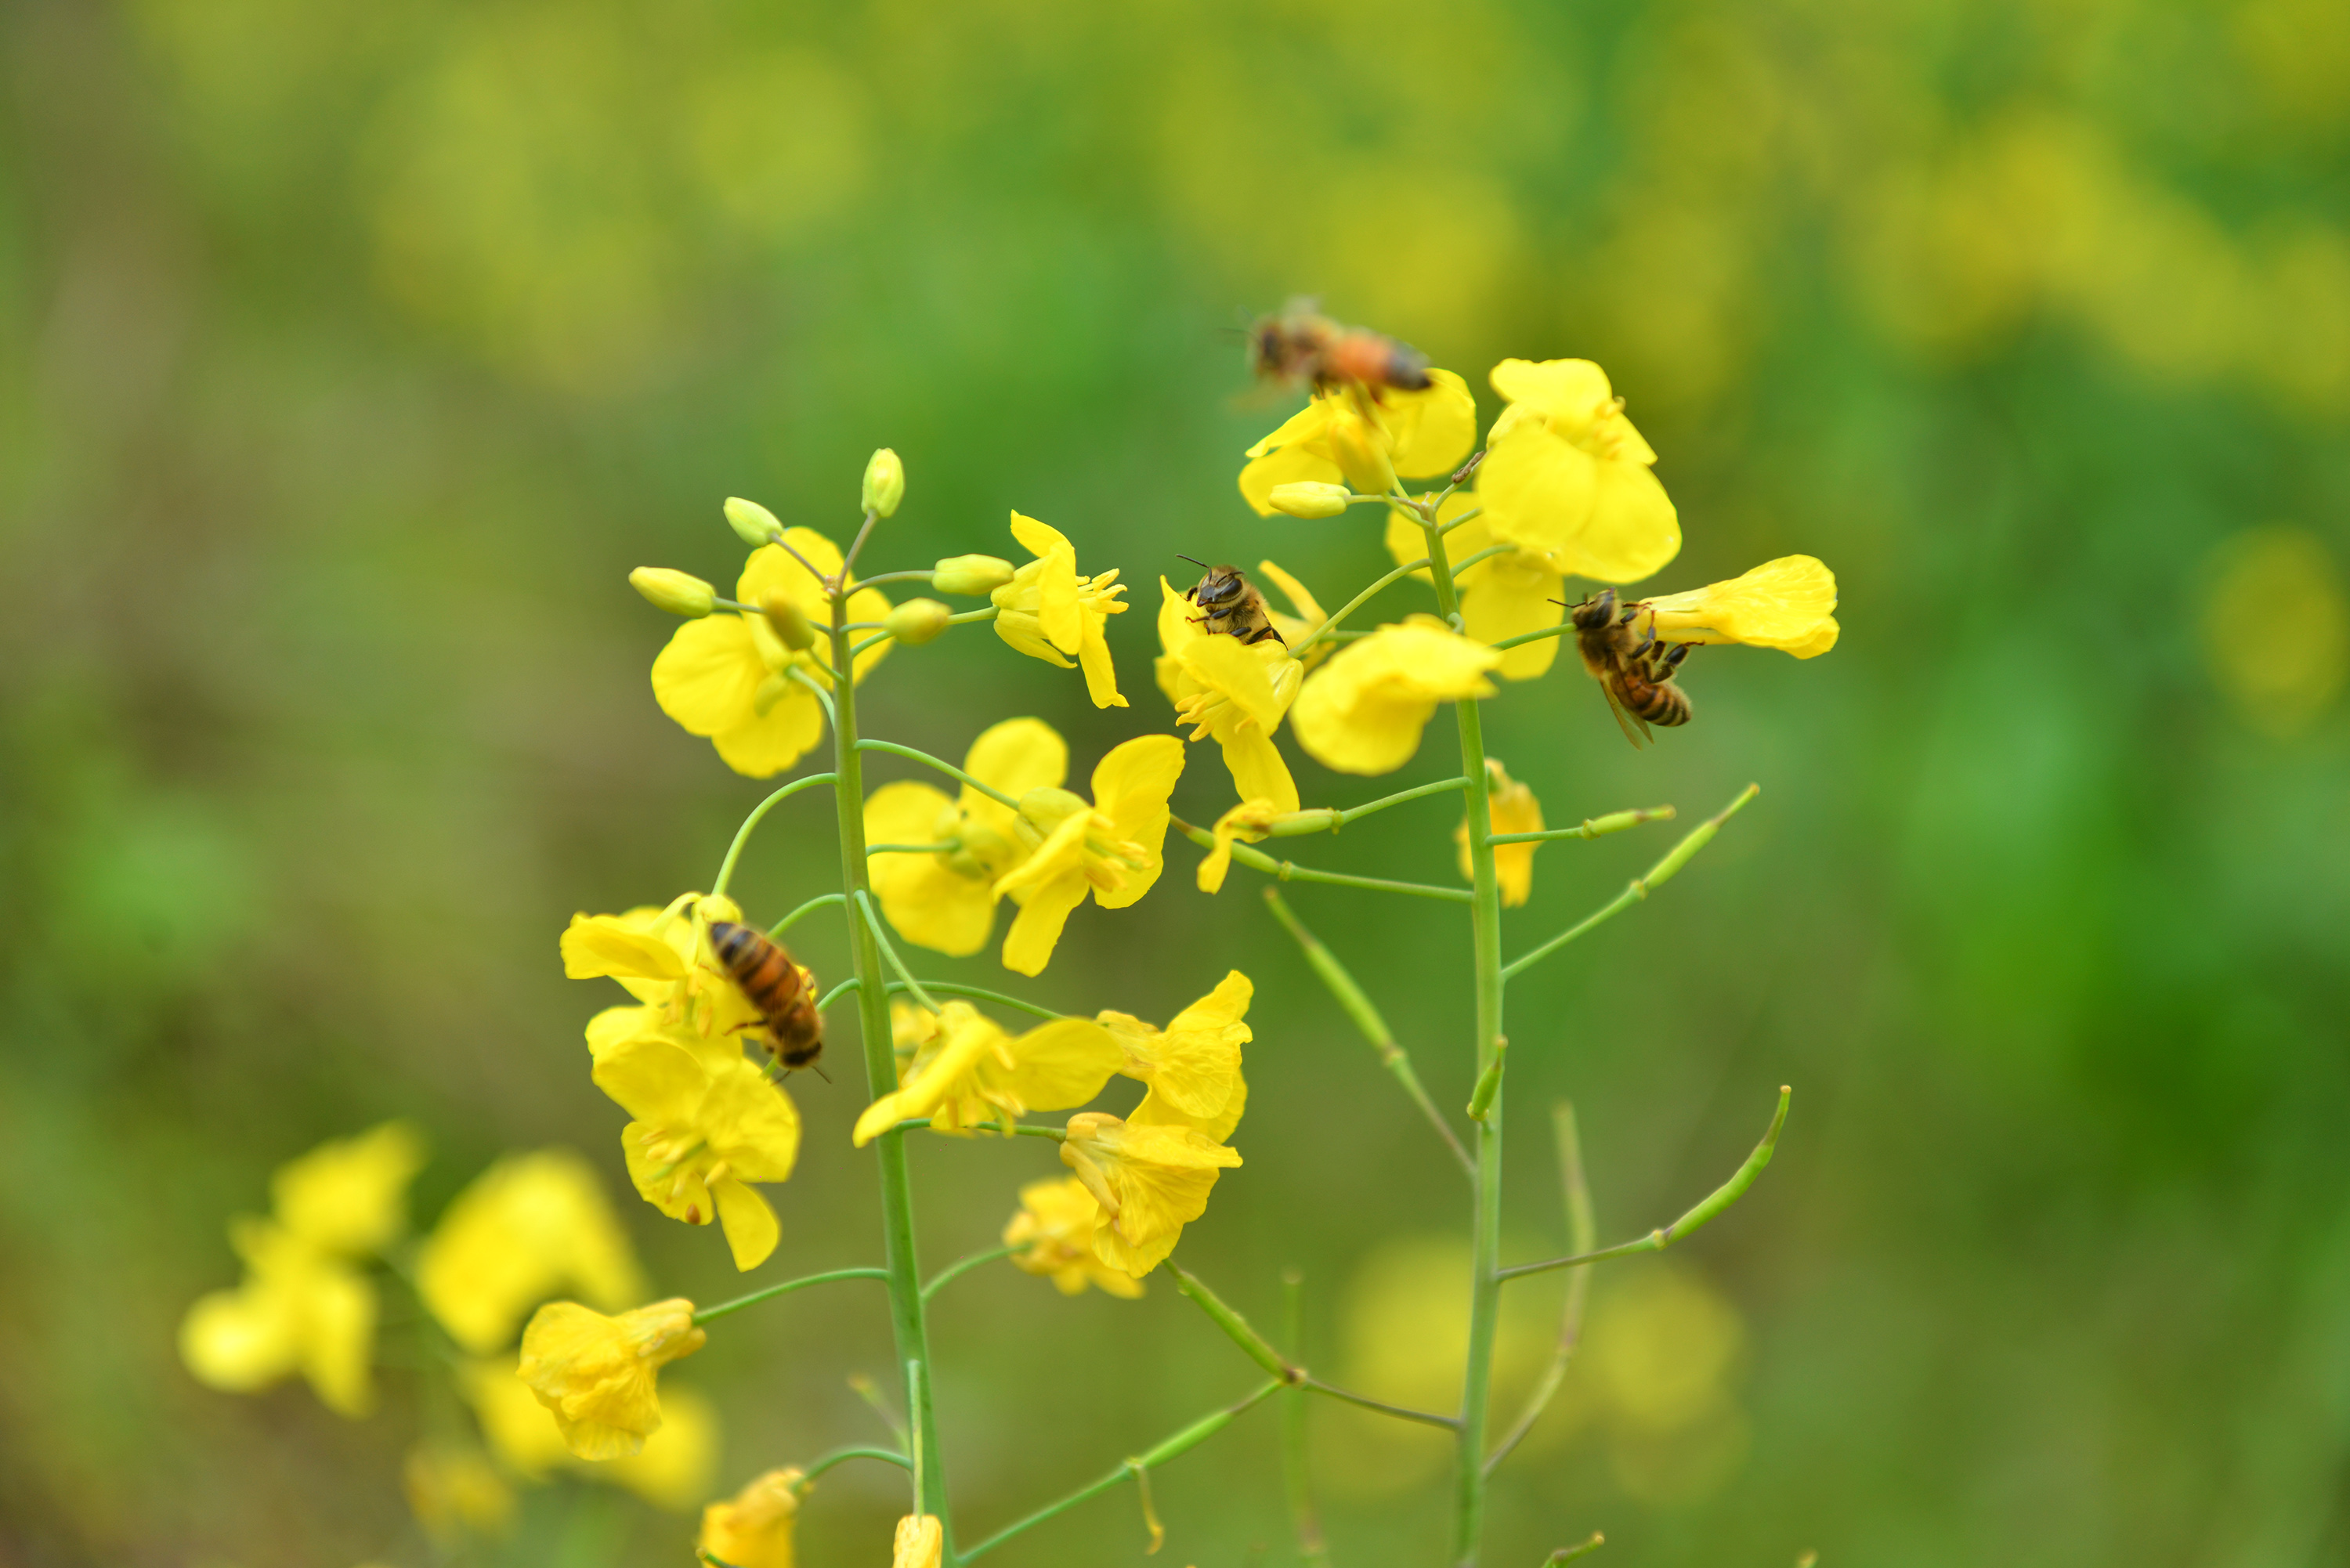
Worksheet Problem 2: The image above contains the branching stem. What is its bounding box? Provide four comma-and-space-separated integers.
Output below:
1500, 786, 1758, 982
693, 1267, 890, 1325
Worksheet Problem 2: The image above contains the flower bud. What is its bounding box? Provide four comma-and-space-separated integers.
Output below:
931, 554, 1017, 596
884, 598, 953, 646
761, 593, 816, 651
1267, 482, 1352, 518
629, 568, 715, 619
723, 496, 783, 547
861, 449, 905, 518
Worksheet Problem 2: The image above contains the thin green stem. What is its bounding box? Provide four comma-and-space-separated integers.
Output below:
853, 569, 941, 589
693, 1267, 891, 1325
837, 506, 882, 585
1545, 1533, 1607, 1564
1289, 555, 1428, 653
1485, 623, 1573, 653
1301, 1378, 1459, 1431
923, 1244, 1014, 1302
1486, 806, 1675, 847
816, 975, 861, 1012
884, 980, 1065, 1021
1170, 1261, 1457, 1429
1497, 1087, 1791, 1282
711, 774, 838, 900
947, 605, 1000, 625
1500, 785, 1759, 983
1266, 775, 1473, 840
1174, 818, 1473, 902
858, 739, 1021, 809
866, 842, 962, 855
794, 1447, 913, 1491
892, 1117, 1067, 1142
1281, 1270, 1332, 1568
1486, 1103, 1595, 1473
854, 891, 942, 1012
789, 665, 837, 725
771, 892, 847, 938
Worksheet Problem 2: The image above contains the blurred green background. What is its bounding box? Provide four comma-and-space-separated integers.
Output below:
5, 0, 2348, 1563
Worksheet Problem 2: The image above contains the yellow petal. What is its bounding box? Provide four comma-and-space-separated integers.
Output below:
1239, 437, 1341, 516
603, 1382, 720, 1511
271, 1121, 426, 1257
738, 531, 841, 610
963, 717, 1068, 833
1478, 421, 1598, 559
1008, 511, 1074, 560
701, 1060, 802, 1182
1574, 458, 1681, 583
1000, 1017, 1123, 1110
999, 872, 1089, 977
180, 1282, 300, 1391
591, 1037, 710, 1128
1217, 728, 1300, 816
1383, 368, 1477, 476
418, 1150, 645, 1355
1489, 356, 1614, 418
651, 616, 764, 737
841, 585, 897, 683
1076, 619, 1126, 708
1643, 555, 1838, 652
299, 1263, 378, 1418
714, 1178, 780, 1271
1460, 556, 1567, 681
710, 686, 825, 779
562, 913, 691, 984
1131, 1068, 1248, 1144
1243, 397, 1333, 461
1037, 541, 1083, 654
1180, 634, 1288, 732
1090, 735, 1185, 910
1253, 559, 1326, 627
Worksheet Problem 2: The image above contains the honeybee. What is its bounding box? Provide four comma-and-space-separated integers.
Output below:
1246, 298, 1433, 396
1563, 588, 1694, 747
708, 919, 825, 1074
1179, 556, 1285, 646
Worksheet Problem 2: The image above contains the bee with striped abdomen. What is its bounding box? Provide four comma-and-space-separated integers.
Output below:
708, 919, 825, 1074
1564, 587, 1694, 747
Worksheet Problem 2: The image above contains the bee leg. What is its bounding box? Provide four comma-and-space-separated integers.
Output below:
1243, 625, 1285, 645
1661, 642, 1692, 670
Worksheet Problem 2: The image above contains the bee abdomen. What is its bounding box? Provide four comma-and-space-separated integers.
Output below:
709, 920, 805, 1013
1632, 682, 1693, 727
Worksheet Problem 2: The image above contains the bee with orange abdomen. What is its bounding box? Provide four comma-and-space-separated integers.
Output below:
1247, 298, 1433, 396
708, 920, 824, 1073
1562, 587, 1694, 747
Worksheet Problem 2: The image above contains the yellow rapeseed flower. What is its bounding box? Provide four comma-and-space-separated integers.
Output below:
651, 529, 893, 778
1238, 375, 1477, 514
516, 1297, 705, 1461
894, 1514, 945, 1568
1457, 759, 1543, 907
1292, 616, 1502, 776
991, 511, 1129, 708
269, 1121, 426, 1256
852, 999, 1121, 1145
1383, 497, 1573, 681
700, 1467, 806, 1568
1154, 576, 1306, 812
592, 1036, 801, 1270
179, 1216, 378, 1417
561, 892, 766, 1068
1476, 359, 1681, 583
404, 1442, 516, 1544
465, 1354, 718, 1508
1195, 798, 1281, 894
1062, 1111, 1242, 1278
989, 735, 1185, 975
417, 1148, 645, 1354
865, 717, 1067, 957
1097, 970, 1251, 1122
1638, 556, 1840, 657
1003, 1176, 1145, 1298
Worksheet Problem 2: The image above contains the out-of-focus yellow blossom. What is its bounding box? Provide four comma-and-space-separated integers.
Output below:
700, 1467, 806, 1568
989, 735, 1185, 975
405, 1443, 515, 1543
1383, 497, 1571, 681
561, 892, 765, 1068
463, 1356, 574, 1476
269, 1120, 425, 1256
179, 1216, 378, 1417
1477, 359, 1681, 583
1239, 375, 1477, 515
1155, 576, 1305, 811
1062, 1111, 1242, 1278
1097, 971, 1251, 1122
651, 529, 893, 778
894, 1513, 945, 1568
600, 1382, 719, 1510
516, 1297, 705, 1461
864, 718, 1067, 957
1003, 1176, 1145, 1299
1292, 616, 1502, 776
593, 1035, 801, 1270
1457, 760, 1543, 907
1640, 556, 1840, 657
2201, 525, 2347, 736
418, 1148, 645, 1354
852, 1000, 1120, 1145
1195, 799, 1281, 894
991, 511, 1129, 708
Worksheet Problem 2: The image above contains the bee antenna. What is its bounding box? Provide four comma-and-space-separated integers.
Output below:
810, 1061, 832, 1084
1176, 554, 1210, 569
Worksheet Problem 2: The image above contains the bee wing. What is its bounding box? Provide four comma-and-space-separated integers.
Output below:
1596, 672, 1654, 749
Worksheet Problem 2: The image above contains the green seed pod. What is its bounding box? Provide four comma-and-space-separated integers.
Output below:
861, 449, 906, 518
931, 554, 1016, 596
629, 567, 715, 619
885, 598, 953, 646
724, 496, 783, 547
1267, 482, 1353, 518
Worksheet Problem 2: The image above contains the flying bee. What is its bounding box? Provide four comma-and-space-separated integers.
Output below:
707, 919, 825, 1075
1179, 555, 1285, 646
1246, 297, 1433, 396
1561, 587, 1694, 747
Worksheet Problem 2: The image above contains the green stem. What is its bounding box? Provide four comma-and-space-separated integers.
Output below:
866, 843, 962, 855
1486, 807, 1675, 846
771, 892, 846, 937
794, 1446, 913, 1490
1266, 775, 1473, 839
789, 665, 837, 725
855, 891, 942, 1012
1288, 555, 1430, 654
858, 739, 1021, 809
851, 569, 942, 589
711, 774, 839, 900
693, 1266, 891, 1325
1170, 1261, 1457, 1429
827, 612, 952, 1538
1485, 1102, 1595, 1473
892, 1117, 1067, 1142
1173, 818, 1473, 902
816, 976, 861, 1012
883, 980, 1065, 1020
1545, 1533, 1607, 1564
1281, 1271, 1332, 1568
923, 1244, 1014, 1302
1484, 623, 1574, 653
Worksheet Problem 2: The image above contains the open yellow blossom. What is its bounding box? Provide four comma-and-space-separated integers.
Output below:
1097, 970, 1251, 1121
1384, 497, 1573, 681
1640, 555, 1840, 657
464, 1354, 717, 1508
852, 999, 1121, 1145
562, 892, 769, 1068
894, 1515, 945, 1568
1062, 1111, 1242, 1278
865, 717, 1067, 957
517, 1297, 704, 1461
1003, 1176, 1145, 1298
700, 1467, 806, 1568
418, 1149, 645, 1354
651, 529, 893, 778
1292, 616, 1502, 776
593, 1037, 801, 1270
1155, 577, 1303, 811
1239, 374, 1477, 514
1458, 759, 1543, 907
1195, 798, 1281, 894
1131, 1064, 1247, 1143
179, 1216, 378, 1417
404, 1443, 516, 1544
989, 735, 1185, 975
991, 511, 1128, 707
1477, 359, 1681, 583
269, 1121, 426, 1256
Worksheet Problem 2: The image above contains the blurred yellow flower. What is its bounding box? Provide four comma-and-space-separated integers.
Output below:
1458, 759, 1542, 907
1003, 1176, 1144, 1299
1238, 374, 1477, 514
562, 891, 763, 1068
865, 717, 1068, 957
269, 1121, 426, 1256
593, 1036, 801, 1270
1097, 970, 1251, 1123
851, 999, 1120, 1145
1583, 1264, 1751, 1505
1477, 359, 1680, 583
990, 735, 1185, 975
417, 1148, 646, 1354
179, 1216, 378, 1418
1155, 576, 1304, 812
1383, 498, 1569, 681
895, 1514, 945, 1568
463, 1356, 575, 1476
1062, 1111, 1242, 1279
1292, 616, 1502, 775
516, 1297, 705, 1461
700, 1467, 806, 1568
1640, 555, 1839, 656
651, 529, 893, 778
463, 1355, 718, 1508
991, 511, 1129, 708
2201, 524, 2347, 737
405, 1442, 515, 1543
1195, 798, 1280, 894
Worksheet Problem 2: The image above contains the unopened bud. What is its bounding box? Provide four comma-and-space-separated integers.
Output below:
1268, 807, 1342, 836
1267, 482, 1352, 518
931, 554, 1016, 596
629, 567, 715, 619
885, 598, 953, 646
1329, 418, 1398, 497
861, 449, 905, 518
724, 496, 783, 547
762, 593, 816, 651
